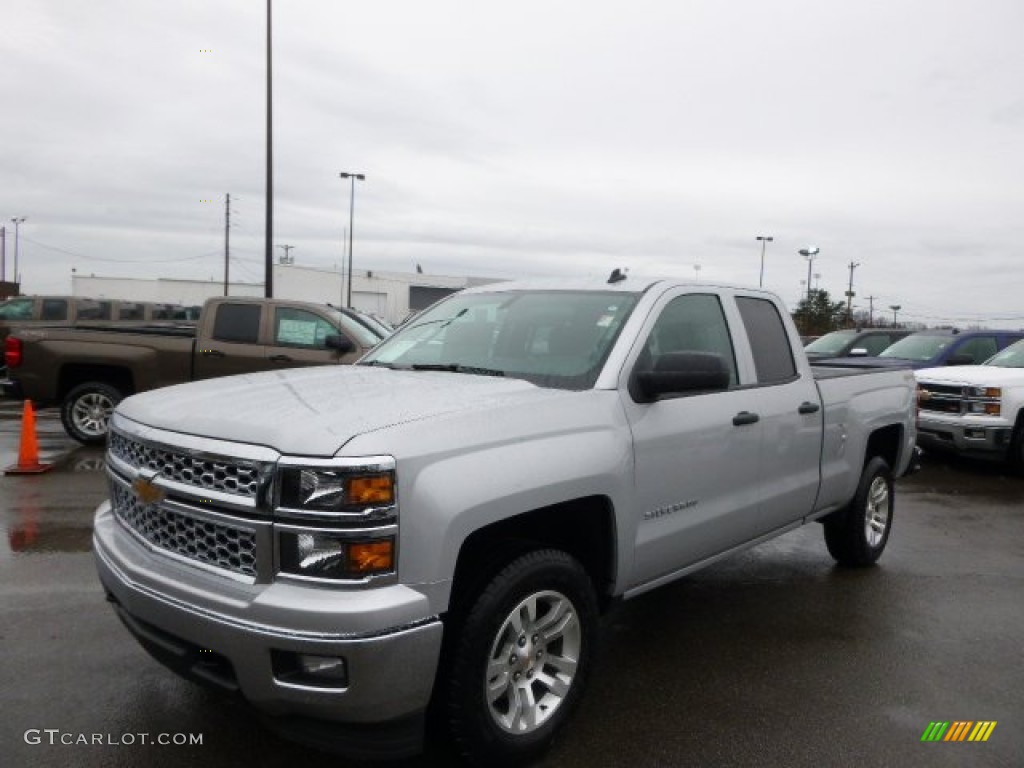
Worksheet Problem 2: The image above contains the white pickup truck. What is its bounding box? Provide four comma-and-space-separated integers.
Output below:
915, 339, 1024, 468
93, 277, 917, 765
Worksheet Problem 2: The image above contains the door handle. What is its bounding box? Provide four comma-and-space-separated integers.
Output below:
200, 349, 225, 358
269, 355, 293, 363
798, 401, 821, 414
732, 411, 760, 426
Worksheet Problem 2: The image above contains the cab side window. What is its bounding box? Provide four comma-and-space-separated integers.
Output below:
212, 304, 262, 344
637, 294, 738, 387
273, 307, 342, 349
862, 334, 894, 356
955, 336, 997, 364
41, 299, 68, 321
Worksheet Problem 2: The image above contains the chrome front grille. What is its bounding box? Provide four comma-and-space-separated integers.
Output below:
110, 482, 258, 577
109, 430, 264, 499
918, 383, 964, 414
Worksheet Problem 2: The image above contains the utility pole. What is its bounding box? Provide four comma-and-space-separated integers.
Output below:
0, 226, 5, 283
866, 295, 876, 326
845, 261, 860, 326
264, 0, 274, 298
10, 216, 26, 288
224, 194, 231, 296
756, 235, 773, 288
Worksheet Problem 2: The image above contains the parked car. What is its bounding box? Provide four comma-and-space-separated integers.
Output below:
93, 277, 917, 764
915, 338, 1024, 467
2, 296, 384, 444
804, 328, 911, 360
823, 328, 1024, 370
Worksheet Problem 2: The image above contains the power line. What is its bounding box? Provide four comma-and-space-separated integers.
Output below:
20, 235, 219, 264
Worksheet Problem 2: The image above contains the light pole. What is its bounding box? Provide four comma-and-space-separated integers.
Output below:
756, 235, 773, 287
276, 244, 294, 264
10, 217, 26, 286
890, 304, 901, 326
339, 172, 365, 308
693, 264, 701, 280
798, 246, 819, 302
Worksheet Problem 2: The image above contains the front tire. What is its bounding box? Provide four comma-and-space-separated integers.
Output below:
824, 456, 894, 567
446, 549, 598, 767
61, 382, 123, 445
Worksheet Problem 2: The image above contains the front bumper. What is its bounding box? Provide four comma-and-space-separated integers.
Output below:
93, 501, 443, 759
916, 414, 1013, 460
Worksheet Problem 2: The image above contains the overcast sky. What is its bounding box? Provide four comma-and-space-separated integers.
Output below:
2, 0, 1022, 326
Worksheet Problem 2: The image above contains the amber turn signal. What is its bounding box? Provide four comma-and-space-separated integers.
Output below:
348, 475, 394, 504
348, 540, 394, 573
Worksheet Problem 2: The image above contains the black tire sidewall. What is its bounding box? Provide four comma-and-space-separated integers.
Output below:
61, 382, 123, 445
825, 456, 894, 566
447, 549, 597, 766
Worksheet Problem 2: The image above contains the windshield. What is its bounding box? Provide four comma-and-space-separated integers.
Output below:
804, 330, 857, 355
359, 289, 641, 390
985, 340, 1024, 368
324, 308, 383, 348
879, 334, 950, 362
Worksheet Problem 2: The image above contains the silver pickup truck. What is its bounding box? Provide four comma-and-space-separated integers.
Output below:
93, 277, 916, 765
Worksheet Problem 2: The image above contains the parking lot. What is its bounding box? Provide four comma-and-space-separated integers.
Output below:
1, 403, 1021, 767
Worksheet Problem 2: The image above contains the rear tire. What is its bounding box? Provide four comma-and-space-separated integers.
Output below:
824, 456, 894, 567
446, 549, 598, 767
61, 381, 123, 445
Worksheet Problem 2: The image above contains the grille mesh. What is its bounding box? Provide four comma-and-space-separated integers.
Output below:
111, 482, 257, 577
919, 383, 964, 414
109, 431, 263, 499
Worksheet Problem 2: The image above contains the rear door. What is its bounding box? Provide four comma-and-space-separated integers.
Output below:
734, 294, 822, 534
192, 302, 268, 379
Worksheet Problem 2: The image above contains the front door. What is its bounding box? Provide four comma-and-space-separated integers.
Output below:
623, 290, 765, 589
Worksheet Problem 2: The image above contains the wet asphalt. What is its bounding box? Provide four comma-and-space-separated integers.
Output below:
0, 404, 1020, 767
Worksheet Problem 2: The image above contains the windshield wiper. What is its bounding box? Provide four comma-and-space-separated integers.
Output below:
358, 360, 395, 368
410, 363, 506, 377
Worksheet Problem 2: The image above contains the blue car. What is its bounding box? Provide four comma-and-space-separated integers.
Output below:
820, 329, 1024, 370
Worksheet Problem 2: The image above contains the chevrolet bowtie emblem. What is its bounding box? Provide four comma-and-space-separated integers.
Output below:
132, 471, 165, 506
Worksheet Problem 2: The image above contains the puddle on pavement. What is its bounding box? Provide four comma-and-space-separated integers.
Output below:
5, 521, 93, 554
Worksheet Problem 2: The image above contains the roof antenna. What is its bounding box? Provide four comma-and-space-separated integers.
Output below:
607, 268, 628, 284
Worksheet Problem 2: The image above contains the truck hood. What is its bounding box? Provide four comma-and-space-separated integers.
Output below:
915, 365, 1024, 386
116, 365, 569, 456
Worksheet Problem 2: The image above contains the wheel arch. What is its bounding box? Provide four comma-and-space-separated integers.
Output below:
58, 364, 135, 400
447, 496, 617, 618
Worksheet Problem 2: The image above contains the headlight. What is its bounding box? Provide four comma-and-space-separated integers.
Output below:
278, 529, 395, 580
274, 457, 398, 583
966, 386, 1001, 416
967, 386, 1001, 399
279, 468, 394, 512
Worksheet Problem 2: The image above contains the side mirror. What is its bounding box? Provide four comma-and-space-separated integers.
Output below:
324, 334, 356, 354
945, 353, 974, 366
634, 352, 730, 402
848, 347, 868, 357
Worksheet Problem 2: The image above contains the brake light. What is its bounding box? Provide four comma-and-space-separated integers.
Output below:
4, 337, 22, 368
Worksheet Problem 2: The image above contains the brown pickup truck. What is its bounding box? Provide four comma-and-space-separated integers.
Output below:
2, 296, 384, 444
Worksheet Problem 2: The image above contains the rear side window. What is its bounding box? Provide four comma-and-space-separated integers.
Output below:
41, 299, 68, 321
75, 300, 112, 320
212, 304, 261, 344
118, 303, 144, 320
736, 297, 797, 383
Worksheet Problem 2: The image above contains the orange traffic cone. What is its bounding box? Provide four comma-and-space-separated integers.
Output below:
5, 400, 54, 475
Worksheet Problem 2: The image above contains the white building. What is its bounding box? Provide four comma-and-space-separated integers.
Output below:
72, 265, 500, 325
